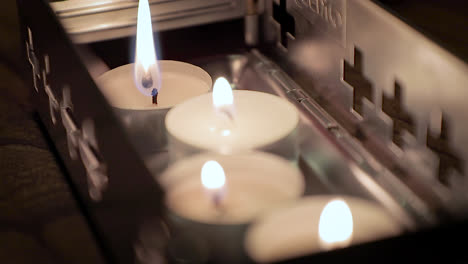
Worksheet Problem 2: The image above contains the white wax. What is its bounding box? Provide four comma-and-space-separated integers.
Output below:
165, 90, 299, 154
245, 196, 403, 263
158, 152, 305, 224
97, 61, 212, 110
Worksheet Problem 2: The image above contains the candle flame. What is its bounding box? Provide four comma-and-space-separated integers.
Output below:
212, 77, 235, 119
318, 199, 353, 250
134, 0, 161, 97
201, 160, 226, 190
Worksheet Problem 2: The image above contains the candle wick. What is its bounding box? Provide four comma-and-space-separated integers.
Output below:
220, 108, 234, 123
213, 192, 225, 216
151, 87, 159, 105
142, 71, 159, 105
214, 192, 222, 207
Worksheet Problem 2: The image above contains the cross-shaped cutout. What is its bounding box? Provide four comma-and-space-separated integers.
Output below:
61, 86, 79, 160
80, 119, 107, 201
382, 81, 415, 147
427, 115, 464, 186
343, 47, 373, 115
26, 27, 41, 92
42, 55, 59, 125
273, 0, 295, 48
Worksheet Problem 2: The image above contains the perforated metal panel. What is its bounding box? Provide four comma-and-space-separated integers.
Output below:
263, 0, 468, 218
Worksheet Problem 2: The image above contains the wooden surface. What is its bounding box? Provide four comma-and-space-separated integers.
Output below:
0, 0, 466, 263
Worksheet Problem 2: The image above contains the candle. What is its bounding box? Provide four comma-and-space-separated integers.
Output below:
200, 160, 227, 208
165, 77, 299, 161
159, 151, 305, 224
159, 151, 305, 263
97, 61, 211, 155
95, 0, 211, 156
245, 196, 402, 263
97, 62, 211, 110
318, 199, 354, 250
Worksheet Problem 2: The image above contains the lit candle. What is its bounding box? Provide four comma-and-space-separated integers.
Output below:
97, 61, 211, 110
200, 160, 227, 209
159, 151, 305, 263
159, 151, 305, 224
318, 199, 354, 250
245, 196, 402, 263
165, 77, 299, 161
96, 0, 211, 155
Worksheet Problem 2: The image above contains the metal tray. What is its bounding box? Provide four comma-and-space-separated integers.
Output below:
17, 0, 468, 263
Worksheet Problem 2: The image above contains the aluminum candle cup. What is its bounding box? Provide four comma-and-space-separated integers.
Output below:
165, 89, 300, 161
97, 61, 211, 156
159, 152, 305, 223
157, 151, 305, 263
245, 196, 403, 263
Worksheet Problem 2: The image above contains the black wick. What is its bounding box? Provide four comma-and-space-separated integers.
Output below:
141, 71, 158, 105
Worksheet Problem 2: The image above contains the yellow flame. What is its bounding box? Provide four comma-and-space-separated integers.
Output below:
134, 0, 160, 96
318, 199, 353, 249
201, 160, 226, 190
212, 77, 234, 114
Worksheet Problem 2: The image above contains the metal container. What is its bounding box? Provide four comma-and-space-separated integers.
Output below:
17, 0, 468, 263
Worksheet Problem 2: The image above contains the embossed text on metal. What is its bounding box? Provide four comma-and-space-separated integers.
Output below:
290, 0, 346, 45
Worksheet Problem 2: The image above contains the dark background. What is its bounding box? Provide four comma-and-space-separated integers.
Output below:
0, 0, 466, 263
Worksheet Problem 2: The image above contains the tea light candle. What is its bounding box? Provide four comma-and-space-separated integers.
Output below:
98, 0, 211, 111
96, 0, 211, 156
159, 151, 305, 224
245, 196, 402, 263
96, 61, 211, 155
159, 151, 305, 263
165, 77, 299, 161
97, 62, 211, 110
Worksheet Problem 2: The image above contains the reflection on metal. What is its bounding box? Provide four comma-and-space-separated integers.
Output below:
290, 0, 346, 46
42, 55, 59, 125
61, 86, 108, 201
265, 0, 468, 218
61, 86, 80, 160
196, 52, 417, 228
26, 27, 41, 92
80, 119, 108, 201
50, 0, 246, 43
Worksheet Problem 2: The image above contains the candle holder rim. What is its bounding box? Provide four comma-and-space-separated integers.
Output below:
165, 90, 300, 151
